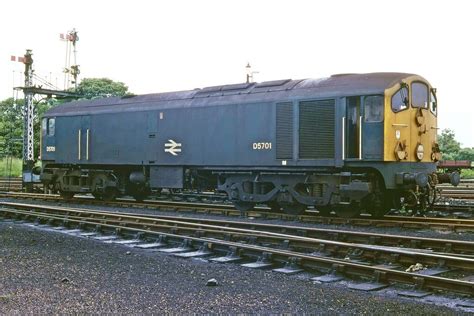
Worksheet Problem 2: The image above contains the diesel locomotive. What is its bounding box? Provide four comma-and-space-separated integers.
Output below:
39, 73, 460, 217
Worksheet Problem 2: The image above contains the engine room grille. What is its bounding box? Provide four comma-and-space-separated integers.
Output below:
276, 102, 293, 159
299, 99, 335, 159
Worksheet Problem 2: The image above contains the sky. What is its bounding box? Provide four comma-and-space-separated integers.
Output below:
1, 0, 473, 147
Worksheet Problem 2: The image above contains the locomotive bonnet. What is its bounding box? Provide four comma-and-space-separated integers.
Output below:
40, 72, 459, 217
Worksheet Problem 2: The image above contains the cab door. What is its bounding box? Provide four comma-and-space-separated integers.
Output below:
362, 95, 384, 160
79, 116, 91, 162
41, 117, 56, 161
345, 97, 361, 159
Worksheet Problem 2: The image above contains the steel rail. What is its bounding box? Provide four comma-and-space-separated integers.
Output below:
1, 200, 472, 255
1, 203, 474, 272
1, 192, 474, 231
1, 207, 473, 295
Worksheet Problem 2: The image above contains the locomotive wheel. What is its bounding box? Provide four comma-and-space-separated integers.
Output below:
102, 187, 117, 202
370, 207, 389, 218
132, 193, 147, 202
267, 201, 282, 213
333, 202, 361, 218
59, 190, 74, 200
280, 202, 306, 215
404, 190, 418, 210
317, 206, 332, 216
92, 192, 103, 200
234, 201, 255, 212
363, 193, 391, 218
130, 185, 149, 202
425, 187, 437, 211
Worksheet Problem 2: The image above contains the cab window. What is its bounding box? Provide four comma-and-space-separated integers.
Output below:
47, 118, 55, 136
41, 118, 48, 136
430, 90, 437, 116
391, 87, 408, 112
364, 95, 383, 122
412, 82, 428, 108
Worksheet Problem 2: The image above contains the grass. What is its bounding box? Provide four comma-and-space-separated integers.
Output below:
0, 157, 22, 177
461, 168, 474, 179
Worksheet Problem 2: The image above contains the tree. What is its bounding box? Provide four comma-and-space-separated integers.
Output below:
0, 97, 57, 160
438, 129, 461, 160
76, 78, 130, 99
0, 98, 24, 158
456, 147, 474, 161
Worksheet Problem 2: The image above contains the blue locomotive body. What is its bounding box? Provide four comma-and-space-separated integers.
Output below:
40, 73, 456, 217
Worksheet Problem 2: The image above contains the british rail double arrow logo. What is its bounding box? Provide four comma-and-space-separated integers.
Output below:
164, 139, 182, 156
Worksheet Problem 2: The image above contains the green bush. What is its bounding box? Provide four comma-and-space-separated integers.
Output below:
0, 158, 22, 177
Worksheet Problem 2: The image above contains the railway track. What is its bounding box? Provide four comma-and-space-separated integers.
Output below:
437, 189, 474, 200
0, 177, 42, 192
1, 191, 474, 232
0, 177, 22, 191
437, 182, 474, 200
0, 201, 473, 296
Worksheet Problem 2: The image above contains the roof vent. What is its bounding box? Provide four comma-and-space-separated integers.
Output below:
330, 73, 358, 77
255, 79, 291, 88
197, 82, 254, 95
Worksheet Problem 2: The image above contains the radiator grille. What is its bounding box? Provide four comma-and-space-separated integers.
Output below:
276, 102, 293, 159
299, 99, 335, 159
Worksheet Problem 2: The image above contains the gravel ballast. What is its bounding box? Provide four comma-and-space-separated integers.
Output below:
0, 221, 470, 314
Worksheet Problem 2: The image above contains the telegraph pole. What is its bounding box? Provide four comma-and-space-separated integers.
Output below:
245, 62, 259, 83
61, 28, 80, 90
22, 49, 35, 192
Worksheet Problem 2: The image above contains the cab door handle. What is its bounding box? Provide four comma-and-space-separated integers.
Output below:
78, 129, 81, 160
86, 129, 90, 160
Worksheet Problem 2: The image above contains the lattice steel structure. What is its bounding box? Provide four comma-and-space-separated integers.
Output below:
22, 50, 35, 165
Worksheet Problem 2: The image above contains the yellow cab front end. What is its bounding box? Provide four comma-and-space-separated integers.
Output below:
383, 75, 459, 209
384, 75, 440, 164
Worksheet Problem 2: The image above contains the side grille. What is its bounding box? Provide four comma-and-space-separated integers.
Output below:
276, 102, 293, 159
299, 99, 335, 159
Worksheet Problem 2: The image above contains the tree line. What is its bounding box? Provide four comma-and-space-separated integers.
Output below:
438, 129, 474, 162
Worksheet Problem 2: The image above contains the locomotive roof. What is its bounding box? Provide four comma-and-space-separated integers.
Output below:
46, 72, 423, 117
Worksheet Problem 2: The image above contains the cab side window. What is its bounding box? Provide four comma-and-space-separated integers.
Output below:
412, 82, 428, 108
47, 118, 55, 136
41, 118, 48, 136
364, 95, 383, 122
391, 87, 408, 112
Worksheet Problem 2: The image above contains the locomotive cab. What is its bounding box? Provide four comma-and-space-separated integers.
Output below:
381, 77, 459, 211
39, 117, 57, 191
41, 117, 56, 161
384, 78, 440, 164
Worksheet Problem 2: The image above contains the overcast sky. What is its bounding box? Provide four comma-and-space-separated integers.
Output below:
1, 0, 473, 147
